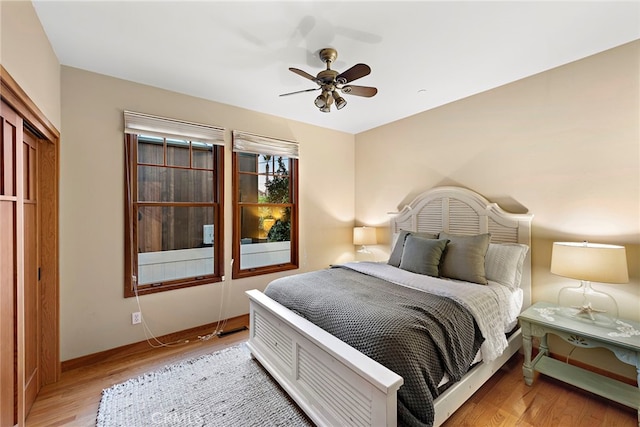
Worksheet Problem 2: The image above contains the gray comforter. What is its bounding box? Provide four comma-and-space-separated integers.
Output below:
264, 265, 484, 427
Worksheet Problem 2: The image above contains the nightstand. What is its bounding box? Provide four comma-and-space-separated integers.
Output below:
519, 301, 640, 423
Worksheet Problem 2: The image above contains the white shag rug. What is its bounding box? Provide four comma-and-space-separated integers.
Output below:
96, 344, 313, 426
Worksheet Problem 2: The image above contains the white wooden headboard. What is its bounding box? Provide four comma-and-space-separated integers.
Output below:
390, 186, 534, 307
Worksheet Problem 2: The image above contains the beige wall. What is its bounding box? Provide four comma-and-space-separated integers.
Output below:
0, 0, 61, 129
355, 40, 640, 380
59, 66, 355, 360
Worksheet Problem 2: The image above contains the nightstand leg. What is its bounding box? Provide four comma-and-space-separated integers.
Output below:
521, 322, 534, 386
540, 333, 549, 356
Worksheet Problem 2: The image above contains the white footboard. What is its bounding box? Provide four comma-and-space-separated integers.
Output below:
247, 289, 523, 427
246, 289, 403, 427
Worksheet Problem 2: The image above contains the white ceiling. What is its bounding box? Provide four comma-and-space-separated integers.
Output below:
33, 1, 640, 134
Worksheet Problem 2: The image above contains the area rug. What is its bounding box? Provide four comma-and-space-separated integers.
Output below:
96, 344, 313, 426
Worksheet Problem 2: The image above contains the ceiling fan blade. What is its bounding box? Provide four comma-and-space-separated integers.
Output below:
341, 85, 377, 97
289, 67, 321, 84
279, 87, 320, 97
336, 63, 371, 84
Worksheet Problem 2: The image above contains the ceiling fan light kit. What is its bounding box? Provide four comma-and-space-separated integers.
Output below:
281, 48, 377, 113
332, 91, 347, 110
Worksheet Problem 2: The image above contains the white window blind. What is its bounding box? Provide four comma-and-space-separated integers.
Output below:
124, 110, 224, 145
232, 130, 299, 158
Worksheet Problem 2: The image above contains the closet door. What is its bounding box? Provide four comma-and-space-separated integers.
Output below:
1, 99, 23, 426
1, 68, 60, 425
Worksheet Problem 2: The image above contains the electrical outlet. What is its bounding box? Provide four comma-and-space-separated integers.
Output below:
131, 311, 142, 325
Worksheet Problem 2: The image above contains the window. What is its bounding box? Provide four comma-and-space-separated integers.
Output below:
124, 111, 224, 297
232, 131, 299, 278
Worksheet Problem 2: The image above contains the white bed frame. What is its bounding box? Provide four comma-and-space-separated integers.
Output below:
246, 186, 533, 426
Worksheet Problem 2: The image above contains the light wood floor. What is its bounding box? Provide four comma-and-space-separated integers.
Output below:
26, 330, 636, 427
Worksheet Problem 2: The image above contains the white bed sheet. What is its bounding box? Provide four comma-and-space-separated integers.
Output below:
438, 282, 522, 388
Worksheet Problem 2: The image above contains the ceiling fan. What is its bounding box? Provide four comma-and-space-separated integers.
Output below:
280, 48, 377, 113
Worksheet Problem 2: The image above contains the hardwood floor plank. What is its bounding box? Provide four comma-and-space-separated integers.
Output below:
26, 331, 637, 427
444, 352, 636, 427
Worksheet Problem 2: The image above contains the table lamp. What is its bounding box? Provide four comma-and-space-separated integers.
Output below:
551, 241, 628, 324
353, 226, 377, 254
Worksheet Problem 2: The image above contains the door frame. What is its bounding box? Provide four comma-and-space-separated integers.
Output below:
1, 66, 60, 390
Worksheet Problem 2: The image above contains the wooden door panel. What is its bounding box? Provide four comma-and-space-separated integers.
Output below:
23, 132, 39, 415
23, 201, 38, 412
0, 202, 16, 427
1, 99, 20, 427
36, 139, 58, 387
2, 117, 16, 197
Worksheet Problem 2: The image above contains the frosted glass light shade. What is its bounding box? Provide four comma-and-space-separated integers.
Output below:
551, 242, 628, 325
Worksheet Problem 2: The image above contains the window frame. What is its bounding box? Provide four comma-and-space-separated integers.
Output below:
124, 132, 224, 297
231, 140, 299, 279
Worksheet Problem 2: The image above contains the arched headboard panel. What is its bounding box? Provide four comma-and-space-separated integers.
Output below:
390, 186, 534, 307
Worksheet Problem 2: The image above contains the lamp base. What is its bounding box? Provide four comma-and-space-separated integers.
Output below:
557, 280, 618, 326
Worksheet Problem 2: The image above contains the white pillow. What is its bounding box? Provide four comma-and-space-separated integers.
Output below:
484, 243, 529, 290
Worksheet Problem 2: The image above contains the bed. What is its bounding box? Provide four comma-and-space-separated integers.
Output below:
246, 186, 533, 426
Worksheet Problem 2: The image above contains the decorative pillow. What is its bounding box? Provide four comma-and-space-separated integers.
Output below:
398, 236, 449, 277
388, 230, 438, 267
485, 243, 529, 290
439, 232, 491, 285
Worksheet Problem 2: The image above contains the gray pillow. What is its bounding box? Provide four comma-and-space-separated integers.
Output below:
439, 232, 491, 285
485, 243, 529, 289
398, 236, 449, 277
388, 230, 438, 267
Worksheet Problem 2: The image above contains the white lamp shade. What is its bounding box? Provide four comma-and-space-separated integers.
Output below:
551, 242, 629, 284
353, 227, 377, 246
